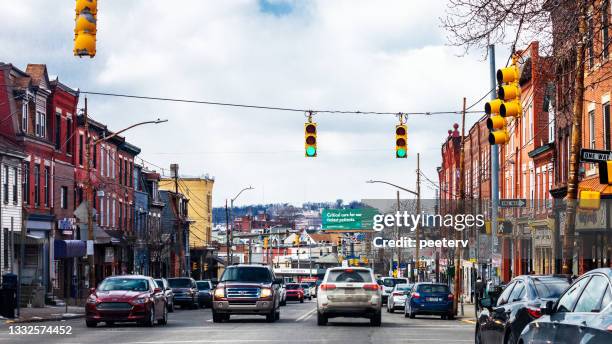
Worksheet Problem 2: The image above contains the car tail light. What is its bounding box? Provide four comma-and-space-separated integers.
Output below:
320, 284, 336, 290
448, 293, 454, 300
392, 292, 402, 296
607, 324, 612, 332
363, 284, 379, 291
411, 292, 420, 299
526, 306, 542, 319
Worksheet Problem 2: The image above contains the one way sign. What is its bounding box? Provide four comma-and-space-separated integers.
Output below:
500, 199, 527, 208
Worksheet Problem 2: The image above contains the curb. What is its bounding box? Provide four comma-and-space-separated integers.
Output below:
5, 314, 85, 324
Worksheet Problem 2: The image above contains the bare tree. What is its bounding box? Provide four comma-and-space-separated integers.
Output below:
442, 0, 608, 274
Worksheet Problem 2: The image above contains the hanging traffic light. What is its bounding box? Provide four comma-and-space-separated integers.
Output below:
395, 124, 407, 158
487, 115, 509, 145
579, 190, 601, 210
263, 237, 269, 249
74, 0, 97, 57
497, 65, 521, 118
293, 233, 300, 247
305, 121, 317, 157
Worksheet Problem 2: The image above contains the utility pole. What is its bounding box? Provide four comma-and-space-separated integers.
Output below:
225, 200, 230, 265
84, 97, 96, 289
455, 97, 467, 316
415, 153, 421, 282
396, 190, 400, 276
488, 44, 498, 282
18, 208, 26, 318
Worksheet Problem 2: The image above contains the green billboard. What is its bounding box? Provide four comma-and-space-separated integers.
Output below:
322, 208, 378, 231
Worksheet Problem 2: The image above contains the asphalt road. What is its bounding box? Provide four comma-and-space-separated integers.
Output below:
0, 301, 473, 344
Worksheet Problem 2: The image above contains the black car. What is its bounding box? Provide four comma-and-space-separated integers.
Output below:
520, 268, 612, 344
476, 275, 570, 344
167, 277, 199, 309
196, 280, 213, 308
154, 278, 175, 312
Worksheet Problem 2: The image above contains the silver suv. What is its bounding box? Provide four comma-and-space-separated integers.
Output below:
317, 267, 382, 326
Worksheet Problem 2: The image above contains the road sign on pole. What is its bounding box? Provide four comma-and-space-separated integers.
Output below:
499, 199, 527, 208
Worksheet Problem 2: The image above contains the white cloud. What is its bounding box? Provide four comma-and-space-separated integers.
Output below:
0, 0, 504, 206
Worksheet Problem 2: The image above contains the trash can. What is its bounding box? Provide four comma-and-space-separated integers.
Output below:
1, 273, 17, 318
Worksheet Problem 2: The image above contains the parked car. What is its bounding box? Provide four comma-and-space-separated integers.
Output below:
377, 277, 409, 304
85, 275, 168, 327
386, 283, 412, 313
167, 277, 199, 309
212, 264, 282, 322
286, 283, 305, 303
519, 268, 612, 344
317, 267, 382, 326
279, 282, 287, 306
196, 280, 213, 308
154, 278, 175, 312
301, 283, 313, 300
405, 283, 454, 319
308, 281, 318, 297
475, 275, 570, 344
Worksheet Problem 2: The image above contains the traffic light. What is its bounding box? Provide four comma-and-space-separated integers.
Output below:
395, 124, 407, 158
487, 114, 509, 145
304, 122, 317, 157
293, 234, 300, 246
497, 65, 522, 118
263, 237, 269, 250
579, 190, 601, 210
74, 0, 97, 57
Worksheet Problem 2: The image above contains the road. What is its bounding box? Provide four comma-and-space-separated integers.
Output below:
0, 300, 473, 344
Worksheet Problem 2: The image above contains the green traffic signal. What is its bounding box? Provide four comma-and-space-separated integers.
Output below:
396, 148, 406, 158
306, 146, 316, 157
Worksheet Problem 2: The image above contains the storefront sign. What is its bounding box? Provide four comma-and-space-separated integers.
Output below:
576, 207, 607, 231
104, 247, 114, 263
534, 229, 552, 248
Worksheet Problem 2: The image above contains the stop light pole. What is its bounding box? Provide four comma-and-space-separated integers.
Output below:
489, 44, 499, 282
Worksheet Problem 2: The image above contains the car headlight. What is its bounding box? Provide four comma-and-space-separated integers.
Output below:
214, 288, 225, 298
260, 288, 272, 298
133, 297, 149, 305
87, 295, 98, 304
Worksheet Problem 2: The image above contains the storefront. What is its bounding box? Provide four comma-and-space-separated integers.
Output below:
531, 220, 554, 274
575, 204, 611, 274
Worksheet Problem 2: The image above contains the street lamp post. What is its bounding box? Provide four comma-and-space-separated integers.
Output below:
228, 186, 254, 264
84, 97, 167, 288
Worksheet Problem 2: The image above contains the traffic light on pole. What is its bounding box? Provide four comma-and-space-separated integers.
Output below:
395, 124, 407, 158
497, 64, 521, 118
263, 237, 269, 250
74, 0, 97, 58
294, 234, 300, 247
305, 122, 317, 157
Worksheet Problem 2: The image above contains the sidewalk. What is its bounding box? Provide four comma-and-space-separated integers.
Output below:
2, 305, 85, 324
456, 302, 478, 324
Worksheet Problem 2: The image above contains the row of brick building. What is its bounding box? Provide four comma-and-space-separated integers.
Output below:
0, 63, 215, 306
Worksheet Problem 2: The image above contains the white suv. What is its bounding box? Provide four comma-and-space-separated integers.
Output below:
316, 267, 382, 326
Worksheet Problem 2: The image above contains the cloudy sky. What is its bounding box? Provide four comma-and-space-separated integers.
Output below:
1, 0, 509, 207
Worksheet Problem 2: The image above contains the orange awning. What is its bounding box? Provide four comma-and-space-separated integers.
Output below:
578, 176, 612, 195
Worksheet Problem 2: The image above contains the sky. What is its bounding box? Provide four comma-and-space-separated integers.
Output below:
0, 0, 509, 207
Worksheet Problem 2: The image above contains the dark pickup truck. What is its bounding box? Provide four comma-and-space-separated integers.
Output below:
212, 264, 282, 323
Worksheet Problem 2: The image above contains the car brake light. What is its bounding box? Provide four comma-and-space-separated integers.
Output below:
412, 292, 420, 299
392, 292, 402, 296
607, 324, 612, 332
448, 293, 454, 300
345, 269, 354, 273
363, 284, 379, 291
526, 306, 542, 319
320, 284, 336, 290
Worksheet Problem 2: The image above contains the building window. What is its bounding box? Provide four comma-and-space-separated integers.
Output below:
23, 163, 29, 205
60, 186, 67, 209
119, 202, 123, 230
79, 134, 84, 165
112, 199, 116, 228
3, 229, 8, 269
99, 196, 104, 226
119, 158, 123, 186
129, 162, 133, 187
66, 118, 72, 153
12, 167, 17, 204
21, 101, 28, 132
605, 102, 611, 150
44, 166, 50, 207
3, 166, 7, 204
35, 111, 46, 138
589, 110, 596, 149
34, 164, 40, 206
55, 112, 61, 149
603, 0, 610, 60
93, 143, 97, 169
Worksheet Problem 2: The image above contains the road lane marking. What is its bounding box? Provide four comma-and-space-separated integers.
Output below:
460, 319, 476, 324
295, 307, 317, 322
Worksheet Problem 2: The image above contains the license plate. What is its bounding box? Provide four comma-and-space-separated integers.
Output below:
426, 297, 440, 302
344, 289, 355, 294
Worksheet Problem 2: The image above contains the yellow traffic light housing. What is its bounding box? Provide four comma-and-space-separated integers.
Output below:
294, 234, 300, 247
263, 237, 269, 249
304, 117, 317, 158
579, 190, 601, 210
487, 115, 509, 145
607, 161, 612, 184
395, 124, 407, 158
496, 66, 519, 84
485, 98, 503, 115
500, 101, 522, 118
74, 0, 97, 58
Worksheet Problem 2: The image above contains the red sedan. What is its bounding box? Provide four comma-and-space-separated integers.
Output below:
86, 275, 168, 327
285, 283, 305, 303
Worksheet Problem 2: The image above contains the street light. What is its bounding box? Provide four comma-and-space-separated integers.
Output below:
84, 96, 167, 288
227, 186, 254, 264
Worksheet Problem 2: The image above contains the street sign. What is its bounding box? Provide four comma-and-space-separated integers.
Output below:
499, 199, 526, 208
580, 148, 612, 163
321, 208, 378, 231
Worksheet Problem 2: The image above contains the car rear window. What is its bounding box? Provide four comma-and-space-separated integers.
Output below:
417, 284, 449, 293
395, 284, 412, 291
533, 279, 570, 298
168, 278, 193, 288
382, 278, 408, 287
327, 270, 372, 283
196, 282, 210, 290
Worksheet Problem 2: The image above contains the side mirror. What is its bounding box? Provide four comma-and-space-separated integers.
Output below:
89, 287, 96, 295
540, 300, 554, 315
479, 297, 492, 309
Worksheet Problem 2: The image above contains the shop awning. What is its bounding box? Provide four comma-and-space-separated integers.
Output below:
578, 176, 612, 195
54, 239, 86, 258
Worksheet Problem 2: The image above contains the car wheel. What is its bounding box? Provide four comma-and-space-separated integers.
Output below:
441, 315, 447, 320
212, 310, 224, 323
370, 311, 382, 326
404, 310, 409, 318
86, 320, 97, 328
280, 299, 286, 306
389, 305, 394, 313
145, 307, 155, 327
274, 309, 280, 321
168, 300, 175, 313
192, 298, 199, 309
447, 313, 455, 320
506, 330, 518, 344
300, 298, 304, 303
317, 312, 327, 326
105, 321, 115, 326
266, 309, 276, 322
475, 325, 483, 344
158, 304, 168, 325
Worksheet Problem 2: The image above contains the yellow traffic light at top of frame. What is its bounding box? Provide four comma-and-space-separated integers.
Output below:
74, 0, 98, 58
497, 59, 522, 118
395, 124, 407, 158
304, 112, 317, 157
